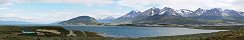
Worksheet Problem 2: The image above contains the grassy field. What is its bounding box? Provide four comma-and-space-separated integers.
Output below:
1, 25, 244, 40
0, 26, 103, 40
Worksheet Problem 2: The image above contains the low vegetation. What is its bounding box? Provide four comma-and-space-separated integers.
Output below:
0, 26, 102, 40
1, 25, 244, 40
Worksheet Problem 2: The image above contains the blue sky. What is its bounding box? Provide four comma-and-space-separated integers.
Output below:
0, 0, 244, 24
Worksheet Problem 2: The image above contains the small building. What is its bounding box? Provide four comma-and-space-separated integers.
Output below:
22, 30, 35, 34
20, 29, 37, 36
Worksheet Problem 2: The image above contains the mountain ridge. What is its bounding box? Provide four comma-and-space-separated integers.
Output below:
97, 16, 116, 23
113, 7, 244, 24
58, 16, 98, 25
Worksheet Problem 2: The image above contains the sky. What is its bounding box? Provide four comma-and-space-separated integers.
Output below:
0, 0, 244, 24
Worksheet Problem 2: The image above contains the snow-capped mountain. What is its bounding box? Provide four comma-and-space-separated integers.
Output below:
190, 8, 206, 16
120, 10, 142, 18
97, 16, 116, 23
142, 7, 162, 16
113, 7, 244, 24
200, 8, 224, 16
177, 9, 194, 17
223, 9, 241, 17
194, 8, 243, 20
113, 7, 166, 23
196, 8, 225, 19
159, 7, 181, 17
112, 10, 143, 23
240, 12, 244, 16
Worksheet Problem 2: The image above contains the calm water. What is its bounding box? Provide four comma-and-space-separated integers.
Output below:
62, 26, 227, 38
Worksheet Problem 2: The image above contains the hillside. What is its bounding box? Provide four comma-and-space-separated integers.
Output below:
59, 16, 98, 25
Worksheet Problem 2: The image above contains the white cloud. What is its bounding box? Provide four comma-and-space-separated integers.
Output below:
159, 0, 235, 10
86, 10, 124, 18
0, 7, 9, 10
11, 0, 114, 6
0, 0, 13, 10
1, 0, 244, 24
117, 0, 244, 11
0, 2, 14, 6
0, 10, 77, 23
4, 0, 243, 11
0, 0, 13, 7
117, 0, 161, 11
2, 0, 244, 11
0, 0, 8, 5
0, 9, 123, 23
230, 0, 244, 11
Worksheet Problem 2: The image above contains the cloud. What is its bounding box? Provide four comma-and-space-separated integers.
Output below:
117, 0, 244, 11
159, 0, 235, 10
12, 0, 114, 6
0, 0, 8, 5
0, 7, 9, 10
0, 10, 77, 23
1, 0, 244, 24
117, 0, 160, 11
5, 0, 244, 11
231, 0, 244, 11
86, 10, 124, 18
2, 0, 244, 11
0, 0, 13, 7
0, 9, 122, 23
0, 0, 13, 10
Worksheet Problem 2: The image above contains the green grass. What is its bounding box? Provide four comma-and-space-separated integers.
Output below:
0, 26, 103, 40
1, 25, 244, 40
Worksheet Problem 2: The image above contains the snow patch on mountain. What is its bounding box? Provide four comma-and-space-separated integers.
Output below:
97, 16, 115, 23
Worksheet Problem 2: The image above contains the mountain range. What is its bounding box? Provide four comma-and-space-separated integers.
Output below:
57, 7, 244, 25
113, 7, 244, 24
97, 16, 116, 23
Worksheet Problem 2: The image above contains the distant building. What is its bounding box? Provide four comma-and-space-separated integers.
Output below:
20, 29, 37, 36
22, 30, 35, 34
